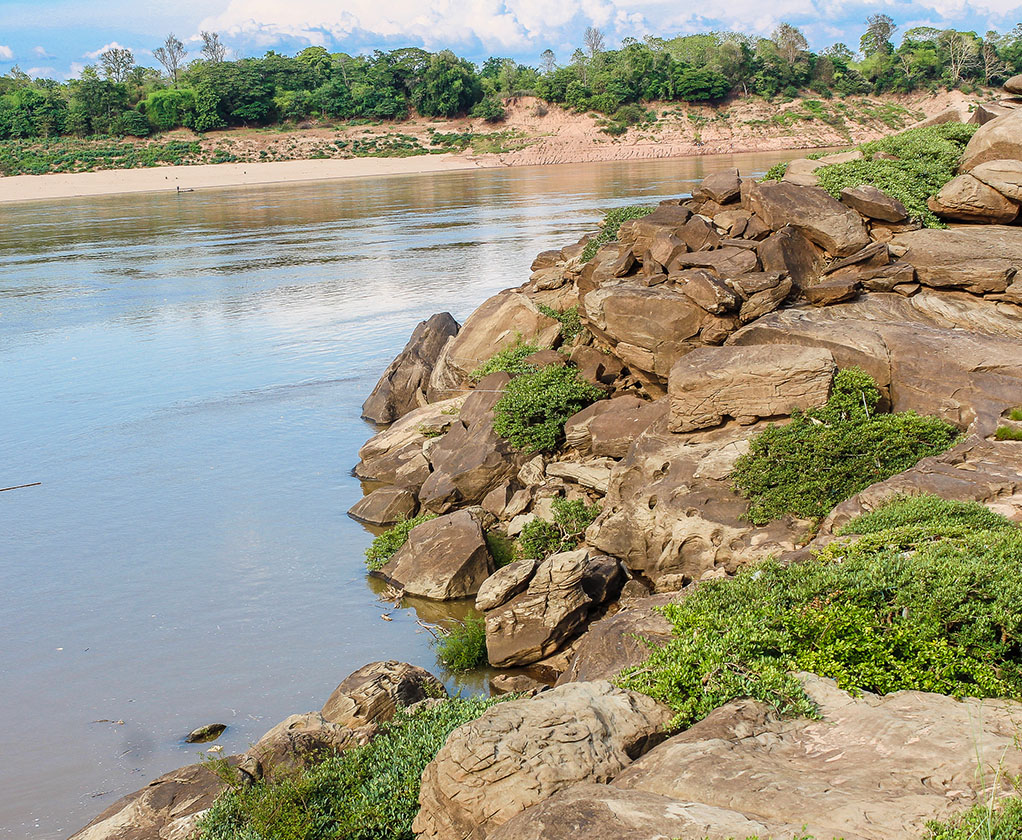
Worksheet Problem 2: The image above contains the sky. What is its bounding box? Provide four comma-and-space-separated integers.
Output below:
1, 0, 1021, 80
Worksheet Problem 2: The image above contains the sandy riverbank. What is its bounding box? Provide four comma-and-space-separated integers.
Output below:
0, 154, 489, 204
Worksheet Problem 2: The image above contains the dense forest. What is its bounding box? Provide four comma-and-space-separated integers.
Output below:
3, 16, 1022, 141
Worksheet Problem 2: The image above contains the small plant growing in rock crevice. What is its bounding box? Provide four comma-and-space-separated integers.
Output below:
580, 205, 654, 263
493, 365, 604, 452
996, 427, 1022, 441
731, 367, 960, 525
470, 339, 540, 380
536, 304, 584, 344
364, 513, 437, 572
517, 498, 601, 560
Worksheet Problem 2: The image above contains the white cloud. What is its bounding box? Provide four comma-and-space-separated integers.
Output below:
84, 40, 145, 60
0, 45, 14, 61
33, 46, 52, 57
26, 66, 57, 77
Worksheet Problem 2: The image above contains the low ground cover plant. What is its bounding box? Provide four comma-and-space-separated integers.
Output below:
198, 695, 504, 840
536, 304, 583, 344
517, 498, 601, 560
493, 364, 604, 452
925, 797, 1022, 839
731, 368, 960, 525
620, 494, 1022, 730
364, 513, 436, 572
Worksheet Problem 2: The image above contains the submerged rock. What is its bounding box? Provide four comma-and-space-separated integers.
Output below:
183, 723, 226, 744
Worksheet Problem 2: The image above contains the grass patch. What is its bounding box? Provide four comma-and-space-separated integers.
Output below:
1009, 408, 1022, 422
731, 368, 960, 525
493, 365, 604, 452
762, 160, 789, 182
995, 426, 1022, 441
814, 122, 979, 228
364, 513, 436, 572
484, 530, 516, 568
581, 205, 655, 263
434, 618, 487, 671
925, 798, 1022, 839
536, 304, 583, 344
517, 498, 601, 560
470, 340, 540, 380
197, 695, 505, 840
620, 494, 1022, 730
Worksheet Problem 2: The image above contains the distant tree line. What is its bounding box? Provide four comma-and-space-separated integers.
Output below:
2, 17, 1021, 141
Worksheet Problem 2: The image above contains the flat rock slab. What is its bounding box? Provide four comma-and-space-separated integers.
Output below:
667, 344, 835, 433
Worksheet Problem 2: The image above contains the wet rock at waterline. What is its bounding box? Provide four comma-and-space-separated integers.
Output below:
183, 722, 226, 744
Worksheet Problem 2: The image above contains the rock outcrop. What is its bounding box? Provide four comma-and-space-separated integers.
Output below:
413, 681, 673, 840
361, 312, 459, 424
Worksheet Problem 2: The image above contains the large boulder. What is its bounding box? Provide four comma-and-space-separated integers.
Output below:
321, 660, 446, 727
361, 312, 459, 424
427, 291, 561, 400
667, 344, 835, 432
68, 759, 240, 840
927, 173, 1019, 224
413, 681, 673, 840
418, 373, 521, 512
727, 293, 1022, 434
756, 226, 824, 289
891, 226, 1022, 295
482, 549, 594, 667
960, 108, 1022, 171
354, 398, 461, 489
603, 675, 1022, 840
347, 486, 418, 525
588, 417, 810, 585
839, 184, 908, 222
374, 509, 494, 600
743, 180, 871, 256
245, 712, 368, 780
970, 158, 1022, 202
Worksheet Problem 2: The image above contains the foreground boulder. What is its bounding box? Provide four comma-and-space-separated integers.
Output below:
928, 173, 1019, 224
320, 660, 445, 727
347, 485, 418, 525
667, 344, 835, 432
960, 108, 1022, 171
374, 509, 494, 600
361, 312, 459, 424
413, 681, 673, 840
493, 675, 1022, 840
69, 760, 240, 840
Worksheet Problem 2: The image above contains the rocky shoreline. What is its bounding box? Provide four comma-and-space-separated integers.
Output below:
70, 100, 1022, 840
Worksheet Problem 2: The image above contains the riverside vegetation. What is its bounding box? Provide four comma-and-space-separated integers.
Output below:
4, 17, 1022, 174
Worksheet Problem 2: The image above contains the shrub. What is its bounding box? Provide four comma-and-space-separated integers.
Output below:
517, 498, 601, 560
814, 122, 979, 227
925, 798, 1022, 839
1010, 408, 1022, 422
761, 160, 789, 182
197, 695, 505, 840
995, 426, 1022, 441
731, 368, 960, 525
536, 304, 583, 343
470, 97, 506, 123
493, 365, 604, 452
364, 513, 436, 572
470, 340, 539, 380
620, 494, 1022, 730
581, 205, 655, 263
434, 618, 487, 671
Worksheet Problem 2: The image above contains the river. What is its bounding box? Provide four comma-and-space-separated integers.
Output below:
0, 150, 804, 839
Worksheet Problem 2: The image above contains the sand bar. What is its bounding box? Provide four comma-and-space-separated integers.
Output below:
0, 154, 486, 205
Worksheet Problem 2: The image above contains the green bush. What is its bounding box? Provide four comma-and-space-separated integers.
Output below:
493, 365, 604, 452
996, 426, 1022, 441
470, 97, 506, 123
517, 498, 601, 560
761, 160, 789, 182
434, 618, 487, 671
620, 494, 1022, 730
197, 695, 505, 840
470, 340, 540, 380
731, 368, 960, 525
536, 304, 583, 344
814, 122, 979, 227
925, 798, 1022, 839
364, 513, 436, 572
581, 205, 655, 263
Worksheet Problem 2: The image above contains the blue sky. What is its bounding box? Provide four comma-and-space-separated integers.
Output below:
1, 0, 1021, 79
